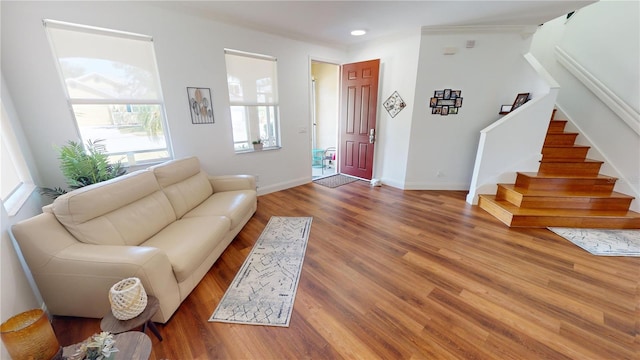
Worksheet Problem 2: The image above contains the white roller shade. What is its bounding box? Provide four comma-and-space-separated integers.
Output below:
225, 49, 278, 105
44, 20, 162, 101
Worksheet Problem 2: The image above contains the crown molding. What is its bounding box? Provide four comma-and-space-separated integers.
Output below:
421, 25, 538, 38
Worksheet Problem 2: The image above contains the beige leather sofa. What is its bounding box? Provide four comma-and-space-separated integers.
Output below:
11, 156, 256, 323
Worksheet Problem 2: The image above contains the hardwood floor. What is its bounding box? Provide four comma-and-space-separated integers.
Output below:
52, 181, 639, 359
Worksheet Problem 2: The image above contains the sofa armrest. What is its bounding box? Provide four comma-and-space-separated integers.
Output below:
209, 175, 256, 192
34, 243, 180, 322
12, 212, 181, 322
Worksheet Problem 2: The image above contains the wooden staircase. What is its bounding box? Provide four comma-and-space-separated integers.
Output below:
478, 111, 640, 228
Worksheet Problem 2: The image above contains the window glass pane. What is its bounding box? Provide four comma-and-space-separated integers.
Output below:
230, 106, 249, 151
73, 104, 169, 165
258, 105, 278, 147
1, 139, 22, 200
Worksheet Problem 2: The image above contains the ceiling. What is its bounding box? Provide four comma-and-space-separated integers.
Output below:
158, 1, 597, 48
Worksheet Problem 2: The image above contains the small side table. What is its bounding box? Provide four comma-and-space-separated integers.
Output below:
63, 332, 152, 360
101, 295, 163, 341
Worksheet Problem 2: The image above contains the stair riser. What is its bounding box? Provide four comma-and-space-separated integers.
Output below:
478, 196, 513, 227
518, 198, 632, 210
495, 186, 523, 204
544, 134, 578, 146
495, 186, 632, 210
548, 121, 566, 133
538, 162, 602, 176
515, 177, 616, 192
509, 216, 640, 228
541, 147, 589, 160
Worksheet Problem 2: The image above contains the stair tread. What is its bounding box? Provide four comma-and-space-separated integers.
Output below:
480, 195, 640, 217
543, 145, 590, 148
518, 172, 617, 180
498, 184, 634, 199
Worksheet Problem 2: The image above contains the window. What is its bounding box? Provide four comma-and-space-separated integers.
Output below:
224, 49, 280, 152
1, 101, 36, 216
44, 20, 172, 166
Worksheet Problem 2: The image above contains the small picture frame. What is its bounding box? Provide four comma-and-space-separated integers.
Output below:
455, 97, 463, 108
429, 97, 438, 108
511, 93, 530, 111
434, 90, 444, 99
500, 105, 512, 114
187, 87, 215, 124
449, 107, 458, 115
443, 89, 451, 100
432, 107, 442, 114
441, 106, 449, 116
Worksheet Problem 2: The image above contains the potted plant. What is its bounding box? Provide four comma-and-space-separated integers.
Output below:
40, 139, 127, 200
252, 139, 263, 151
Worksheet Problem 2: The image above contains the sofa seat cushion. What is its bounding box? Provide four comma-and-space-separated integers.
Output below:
182, 190, 257, 229
142, 216, 230, 282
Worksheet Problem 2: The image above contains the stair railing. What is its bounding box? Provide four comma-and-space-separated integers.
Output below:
466, 53, 560, 204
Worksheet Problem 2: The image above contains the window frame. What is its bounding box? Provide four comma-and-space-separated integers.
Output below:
43, 19, 173, 166
224, 49, 281, 153
1, 100, 36, 216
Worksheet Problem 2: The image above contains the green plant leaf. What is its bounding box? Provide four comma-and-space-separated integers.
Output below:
43, 139, 127, 200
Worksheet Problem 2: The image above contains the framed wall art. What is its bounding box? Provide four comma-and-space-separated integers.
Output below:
187, 87, 214, 124
383, 91, 407, 118
511, 93, 530, 111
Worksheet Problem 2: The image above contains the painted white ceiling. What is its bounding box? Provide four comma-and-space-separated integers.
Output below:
158, 1, 596, 47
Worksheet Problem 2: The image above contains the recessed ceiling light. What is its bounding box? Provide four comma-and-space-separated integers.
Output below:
351, 29, 367, 36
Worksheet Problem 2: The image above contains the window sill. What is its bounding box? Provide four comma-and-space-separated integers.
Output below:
236, 146, 281, 154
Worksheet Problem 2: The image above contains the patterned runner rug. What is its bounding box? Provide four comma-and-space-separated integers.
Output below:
209, 216, 312, 326
313, 174, 360, 188
548, 227, 640, 256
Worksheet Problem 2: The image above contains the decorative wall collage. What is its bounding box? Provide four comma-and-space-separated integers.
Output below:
430, 89, 463, 116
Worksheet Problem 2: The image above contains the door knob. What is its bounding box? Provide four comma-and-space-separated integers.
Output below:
369, 129, 375, 143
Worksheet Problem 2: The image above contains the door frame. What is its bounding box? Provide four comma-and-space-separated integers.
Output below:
309, 56, 341, 175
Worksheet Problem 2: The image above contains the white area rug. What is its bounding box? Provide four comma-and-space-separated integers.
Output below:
548, 228, 640, 257
210, 216, 312, 326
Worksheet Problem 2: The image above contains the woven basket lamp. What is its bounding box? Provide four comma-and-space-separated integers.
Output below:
109, 277, 148, 320
0, 309, 61, 360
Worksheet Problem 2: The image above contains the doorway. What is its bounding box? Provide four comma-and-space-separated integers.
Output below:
311, 61, 339, 179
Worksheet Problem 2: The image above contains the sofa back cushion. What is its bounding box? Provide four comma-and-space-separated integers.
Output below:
53, 170, 177, 246
150, 157, 213, 218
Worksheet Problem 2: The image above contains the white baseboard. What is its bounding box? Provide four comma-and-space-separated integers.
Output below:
257, 177, 310, 196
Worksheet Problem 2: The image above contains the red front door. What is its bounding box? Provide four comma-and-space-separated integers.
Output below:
339, 59, 379, 180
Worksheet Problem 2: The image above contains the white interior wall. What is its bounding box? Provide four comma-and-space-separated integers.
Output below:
0, 1, 345, 196
405, 28, 534, 190
0, 77, 45, 358
530, 1, 640, 210
346, 29, 422, 187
